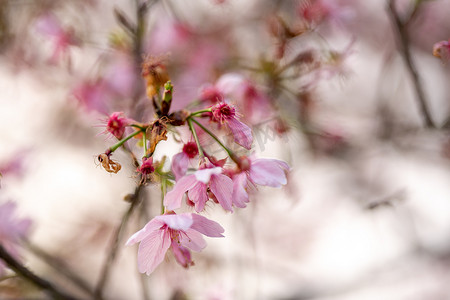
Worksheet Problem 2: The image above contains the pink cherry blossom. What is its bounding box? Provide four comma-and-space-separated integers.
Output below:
203, 74, 273, 123
433, 39, 450, 63
164, 167, 233, 212
137, 157, 155, 184
102, 112, 130, 140
231, 156, 290, 208
171, 142, 199, 180
126, 213, 224, 275
0, 201, 32, 276
210, 102, 253, 150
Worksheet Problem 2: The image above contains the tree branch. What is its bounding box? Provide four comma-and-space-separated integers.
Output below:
387, 0, 435, 128
0, 244, 78, 300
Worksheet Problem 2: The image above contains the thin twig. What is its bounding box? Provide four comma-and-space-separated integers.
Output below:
0, 244, 79, 300
387, 0, 435, 128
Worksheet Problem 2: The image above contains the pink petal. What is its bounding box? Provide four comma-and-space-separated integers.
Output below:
194, 167, 222, 184
216, 73, 245, 95
164, 175, 198, 210
171, 241, 193, 268
187, 182, 208, 212
158, 214, 193, 231
209, 174, 233, 212
249, 158, 289, 188
35, 14, 64, 37
190, 214, 225, 237
232, 172, 249, 208
137, 229, 171, 275
181, 229, 207, 252
227, 118, 253, 150
171, 152, 189, 180
126, 218, 164, 246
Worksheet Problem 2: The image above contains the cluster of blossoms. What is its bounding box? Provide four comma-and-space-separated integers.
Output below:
97, 56, 290, 275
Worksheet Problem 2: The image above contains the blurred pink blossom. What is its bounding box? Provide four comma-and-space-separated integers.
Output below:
34, 13, 79, 64
72, 80, 109, 114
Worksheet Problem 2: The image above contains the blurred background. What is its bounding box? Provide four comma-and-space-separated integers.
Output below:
1, 0, 450, 299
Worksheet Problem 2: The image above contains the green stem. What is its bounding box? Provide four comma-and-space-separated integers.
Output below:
190, 118, 234, 158
130, 124, 146, 131
142, 132, 148, 155
161, 178, 167, 214
187, 118, 204, 158
190, 108, 212, 117
109, 130, 143, 153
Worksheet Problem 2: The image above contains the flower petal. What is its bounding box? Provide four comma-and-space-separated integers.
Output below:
164, 174, 198, 210
194, 167, 222, 184
190, 213, 225, 237
171, 241, 193, 268
171, 152, 189, 180
181, 228, 207, 252
249, 158, 289, 188
227, 118, 253, 150
232, 172, 249, 208
209, 174, 233, 212
126, 218, 164, 246
158, 214, 193, 231
187, 182, 208, 212
137, 229, 171, 275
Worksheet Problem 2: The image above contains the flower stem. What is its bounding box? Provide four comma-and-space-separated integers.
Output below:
190, 117, 235, 159
190, 108, 212, 117
109, 130, 143, 153
142, 132, 148, 156
130, 124, 146, 131
161, 178, 167, 214
187, 118, 205, 158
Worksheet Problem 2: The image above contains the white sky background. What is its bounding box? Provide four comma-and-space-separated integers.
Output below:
1, 0, 450, 299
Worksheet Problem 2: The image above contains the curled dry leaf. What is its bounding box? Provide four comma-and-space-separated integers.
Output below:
145, 119, 168, 157
98, 153, 122, 173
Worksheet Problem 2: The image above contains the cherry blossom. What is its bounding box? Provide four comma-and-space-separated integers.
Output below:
210, 102, 253, 150
126, 213, 224, 275
164, 167, 233, 212
171, 142, 199, 180
232, 156, 290, 208
433, 39, 450, 63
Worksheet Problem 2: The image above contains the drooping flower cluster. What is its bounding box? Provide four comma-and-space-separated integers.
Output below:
94, 57, 291, 275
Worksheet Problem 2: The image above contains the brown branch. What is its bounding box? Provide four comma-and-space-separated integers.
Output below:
387, 0, 435, 128
0, 244, 79, 300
